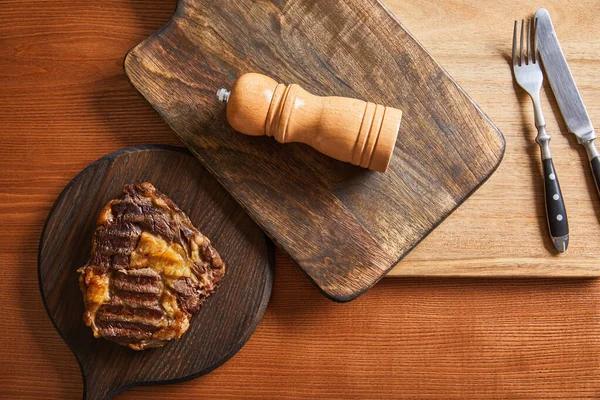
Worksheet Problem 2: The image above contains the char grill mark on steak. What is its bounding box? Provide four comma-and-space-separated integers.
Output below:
96, 326, 154, 346
97, 304, 164, 325
96, 319, 161, 335
116, 187, 189, 253
112, 268, 162, 293
111, 290, 161, 309
110, 268, 163, 309
93, 221, 141, 272
95, 303, 165, 344
101, 266, 166, 343
78, 183, 226, 350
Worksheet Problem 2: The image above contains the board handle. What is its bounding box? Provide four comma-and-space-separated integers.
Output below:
218, 73, 403, 172
82, 364, 119, 400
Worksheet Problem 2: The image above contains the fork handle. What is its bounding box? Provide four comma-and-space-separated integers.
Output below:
542, 158, 569, 233
535, 123, 568, 252
541, 157, 568, 243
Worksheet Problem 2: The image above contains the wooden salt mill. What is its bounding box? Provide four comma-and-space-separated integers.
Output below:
217, 73, 403, 172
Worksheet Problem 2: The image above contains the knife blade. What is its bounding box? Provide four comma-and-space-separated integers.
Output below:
535, 8, 600, 197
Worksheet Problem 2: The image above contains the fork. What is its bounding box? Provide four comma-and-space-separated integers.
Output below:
512, 17, 569, 253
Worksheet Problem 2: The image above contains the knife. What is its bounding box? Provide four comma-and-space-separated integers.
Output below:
535, 8, 600, 197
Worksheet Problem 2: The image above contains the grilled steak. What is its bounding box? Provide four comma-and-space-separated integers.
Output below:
78, 182, 225, 350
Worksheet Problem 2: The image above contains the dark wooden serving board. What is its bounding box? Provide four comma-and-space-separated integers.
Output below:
38, 146, 274, 400
124, 0, 505, 302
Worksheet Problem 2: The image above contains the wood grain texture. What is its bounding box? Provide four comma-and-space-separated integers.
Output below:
3, 0, 600, 399
38, 146, 274, 400
123, 0, 505, 302
387, 0, 600, 277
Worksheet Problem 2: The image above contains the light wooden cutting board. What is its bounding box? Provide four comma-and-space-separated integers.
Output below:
386, 0, 600, 277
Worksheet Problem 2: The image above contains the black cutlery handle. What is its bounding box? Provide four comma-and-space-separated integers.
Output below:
590, 156, 600, 197
542, 158, 568, 239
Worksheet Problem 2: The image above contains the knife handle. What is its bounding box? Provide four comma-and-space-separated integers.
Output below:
589, 156, 600, 195
542, 157, 569, 249
583, 140, 600, 197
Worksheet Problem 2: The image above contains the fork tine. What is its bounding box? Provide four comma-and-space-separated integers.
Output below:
527, 18, 532, 65
520, 19, 524, 66
512, 20, 518, 66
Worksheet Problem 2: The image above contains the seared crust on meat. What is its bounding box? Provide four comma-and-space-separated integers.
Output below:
77, 182, 225, 350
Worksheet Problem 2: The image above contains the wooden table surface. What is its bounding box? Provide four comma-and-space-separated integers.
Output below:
2, 0, 600, 398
